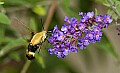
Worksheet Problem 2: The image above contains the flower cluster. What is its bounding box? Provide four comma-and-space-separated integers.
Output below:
48, 12, 113, 58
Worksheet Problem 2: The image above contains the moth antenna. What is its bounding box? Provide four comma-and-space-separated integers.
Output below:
40, 18, 45, 30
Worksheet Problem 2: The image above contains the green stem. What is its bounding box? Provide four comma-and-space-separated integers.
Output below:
20, 60, 31, 73
44, 0, 56, 31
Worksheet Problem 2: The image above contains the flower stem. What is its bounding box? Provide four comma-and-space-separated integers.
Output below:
44, 0, 57, 31
20, 60, 31, 73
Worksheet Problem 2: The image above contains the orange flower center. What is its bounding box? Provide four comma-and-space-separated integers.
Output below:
62, 36, 64, 39
106, 18, 109, 21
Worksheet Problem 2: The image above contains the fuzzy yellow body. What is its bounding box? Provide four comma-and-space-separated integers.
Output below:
30, 31, 47, 45
26, 30, 47, 60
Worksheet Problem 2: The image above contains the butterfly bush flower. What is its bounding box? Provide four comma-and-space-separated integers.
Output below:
48, 12, 113, 58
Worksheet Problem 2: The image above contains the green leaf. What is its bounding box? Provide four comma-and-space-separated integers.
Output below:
116, 1, 120, 13
62, 0, 80, 18
0, 2, 4, 5
62, 0, 70, 7
95, 0, 104, 4
0, 38, 27, 57
0, 13, 11, 25
4, 0, 28, 5
25, 0, 39, 4
0, 24, 5, 43
32, 5, 46, 16
103, 3, 111, 7
0, 37, 16, 44
9, 51, 21, 62
95, 8, 98, 17
35, 53, 45, 68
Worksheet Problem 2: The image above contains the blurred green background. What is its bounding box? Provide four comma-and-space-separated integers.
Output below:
0, 0, 120, 73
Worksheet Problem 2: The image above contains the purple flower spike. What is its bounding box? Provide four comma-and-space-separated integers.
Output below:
103, 14, 113, 23
78, 23, 86, 31
81, 16, 89, 22
61, 24, 68, 33
83, 39, 90, 45
77, 38, 87, 50
57, 31, 65, 41
52, 25, 59, 34
87, 11, 94, 18
79, 12, 84, 16
94, 32, 102, 42
98, 23, 104, 28
57, 52, 64, 58
70, 46, 78, 52
70, 17, 78, 24
48, 11, 113, 58
48, 48, 54, 55
93, 26, 101, 32
96, 15, 103, 22
64, 16, 70, 23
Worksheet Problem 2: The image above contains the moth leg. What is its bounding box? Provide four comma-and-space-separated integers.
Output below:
38, 45, 41, 53
46, 39, 50, 43
38, 48, 41, 53
37, 42, 42, 53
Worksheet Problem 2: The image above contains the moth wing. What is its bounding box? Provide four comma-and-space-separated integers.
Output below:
10, 17, 34, 40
